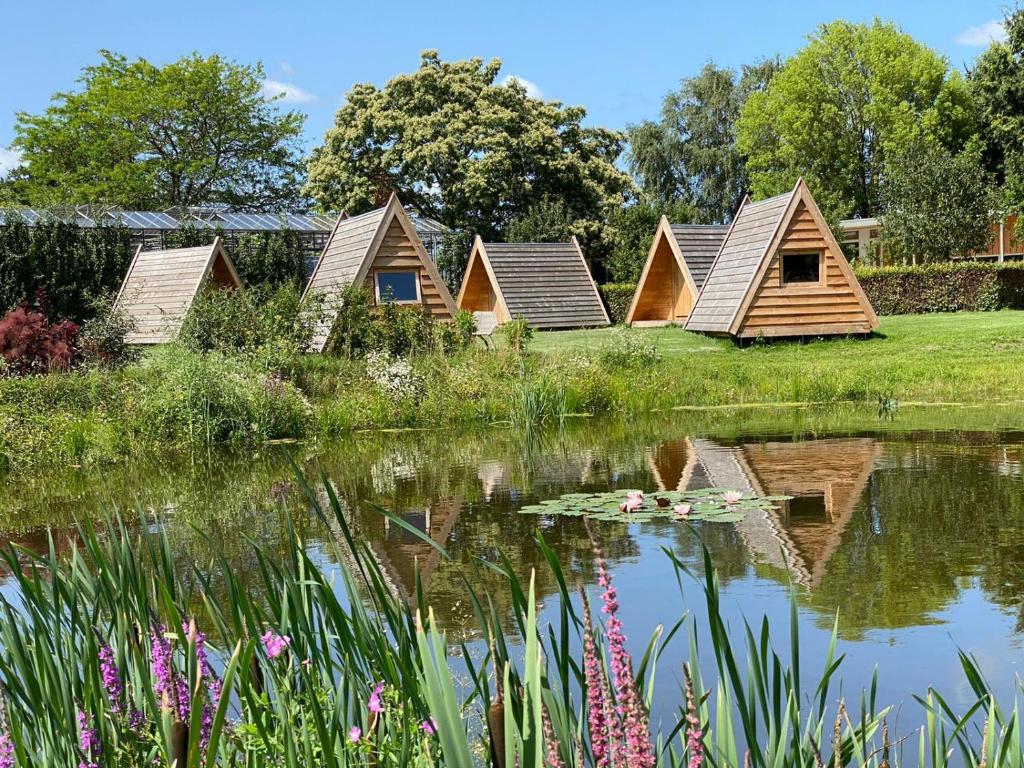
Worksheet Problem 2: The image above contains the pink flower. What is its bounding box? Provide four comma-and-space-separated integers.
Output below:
619, 491, 645, 513
722, 491, 743, 505
260, 631, 291, 659
674, 504, 691, 517
348, 726, 361, 743
420, 718, 437, 735
368, 682, 385, 714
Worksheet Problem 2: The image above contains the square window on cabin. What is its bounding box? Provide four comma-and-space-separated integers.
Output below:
375, 271, 420, 303
780, 252, 821, 285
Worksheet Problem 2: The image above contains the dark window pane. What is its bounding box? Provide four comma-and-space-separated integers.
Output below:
376, 271, 419, 302
781, 252, 820, 284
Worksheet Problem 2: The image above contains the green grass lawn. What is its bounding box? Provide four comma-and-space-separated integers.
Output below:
532, 311, 1024, 405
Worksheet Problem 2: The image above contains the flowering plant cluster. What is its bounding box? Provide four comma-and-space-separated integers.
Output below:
365, 350, 426, 401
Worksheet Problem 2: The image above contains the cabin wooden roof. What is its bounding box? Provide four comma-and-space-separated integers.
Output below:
685, 189, 795, 334
303, 194, 456, 352
670, 224, 730, 289
463, 239, 609, 330
114, 237, 241, 344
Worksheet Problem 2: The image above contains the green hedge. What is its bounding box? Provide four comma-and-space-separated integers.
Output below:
855, 261, 1024, 315
599, 283, 636, 324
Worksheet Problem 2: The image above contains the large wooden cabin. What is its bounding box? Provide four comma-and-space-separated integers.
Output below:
686, 179, 878, 340
303, 194, 456, 353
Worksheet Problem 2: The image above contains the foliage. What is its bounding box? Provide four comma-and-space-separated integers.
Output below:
599, 326, 662, 368
0, 217, 133, 320
434, 230, 474, 295
970, 6, 1024, 211
323, 283, 375, 359
737, 19, 977, 221
598, 283, 636, 324
12, 50, 306, 209
365, 350, 426, 401
0, 304, 79, 375
505, 196, 577, 243
166, 225, 310, 288
365, 302, 436, 358
879, 138, 995, 263
856, 261, 1024, 314
605, 199, 696, 283
305, 50, 632, 245
517, 487, 786, 522
434, 310, 476, 355
500, 317, 533, 355
78, 294, 138, 368
628, 59, 779, 222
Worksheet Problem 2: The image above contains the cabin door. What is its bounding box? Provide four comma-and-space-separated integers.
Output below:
671, 269, 692, 321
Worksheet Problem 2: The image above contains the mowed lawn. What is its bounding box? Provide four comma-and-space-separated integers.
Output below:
531, 311, 1024, 405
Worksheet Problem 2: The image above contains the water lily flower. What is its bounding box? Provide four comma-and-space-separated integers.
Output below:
674, 504, 691, 517
260, 631, 291, 659
420, 718, 437, 735
348, 726, 361, 743
722, 491, 743, 505
619, 490, 645, 513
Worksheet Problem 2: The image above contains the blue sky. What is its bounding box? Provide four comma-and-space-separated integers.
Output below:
0, 0, 1011, 176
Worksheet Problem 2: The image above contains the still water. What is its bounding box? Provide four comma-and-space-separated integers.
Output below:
3, 405, 1024, 737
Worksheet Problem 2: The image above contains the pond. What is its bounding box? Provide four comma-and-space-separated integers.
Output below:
3, 403, 1024, 737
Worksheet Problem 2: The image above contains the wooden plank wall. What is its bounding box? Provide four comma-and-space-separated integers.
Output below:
738, 203, 874, 338
632, 233, 684, 323
364, 218, 452, 320
458, 254, 506, 319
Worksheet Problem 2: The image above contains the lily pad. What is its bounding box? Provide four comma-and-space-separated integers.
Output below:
517, 488, 788, 524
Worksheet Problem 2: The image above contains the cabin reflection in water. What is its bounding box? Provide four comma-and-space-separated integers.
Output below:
647, 437, 882, 587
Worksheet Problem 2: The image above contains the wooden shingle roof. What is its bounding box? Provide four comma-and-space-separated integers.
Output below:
685, 189, 796, 334
114, 238, 241, 344
670, 224, 730, 289
473, 240, 610, 330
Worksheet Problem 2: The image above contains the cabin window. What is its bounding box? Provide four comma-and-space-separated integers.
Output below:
375, 270, 421, 304
780, 252, 821, 285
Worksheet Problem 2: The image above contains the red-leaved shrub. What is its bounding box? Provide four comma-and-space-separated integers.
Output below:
0, 306, 80, 376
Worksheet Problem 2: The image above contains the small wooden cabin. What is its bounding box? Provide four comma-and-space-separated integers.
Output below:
303, 194, 456, 353
626, 218, 729, 326
456, 237, 609, 331
686, 179, 879, 339
114, 237, 242, 344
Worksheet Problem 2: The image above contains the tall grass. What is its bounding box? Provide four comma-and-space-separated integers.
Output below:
0, 471, 1018, 766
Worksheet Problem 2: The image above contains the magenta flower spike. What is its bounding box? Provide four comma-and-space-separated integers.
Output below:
98, 643, 124, 710
348, 726, 362, 743
260, 630, 291, 659
368, 682, 385, 714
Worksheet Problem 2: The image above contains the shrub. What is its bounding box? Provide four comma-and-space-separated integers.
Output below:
0, 305, 80, 375
79, 294, 138, 368
433, 310, 476, 354
500, 317, 534, 355
855, 261, 1024, 315
323, 283, 375, 358
365, 302, 434, 357
364, 350, 426, 401
599, 326, 662, 369
599, 283, 637, 324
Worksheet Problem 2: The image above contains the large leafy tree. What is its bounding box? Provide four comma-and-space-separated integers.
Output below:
13, 51, 306, 210
737, 20, 976, 222
627, 59, 778, 223
971, 7, 1024, 212
880, 138, 994, 264
305, 51, 632, 245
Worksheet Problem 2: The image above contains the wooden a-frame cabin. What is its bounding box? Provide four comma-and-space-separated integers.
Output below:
686, 179, 879, 340
114, 237, 243, 344
302, 193, 457, 353
456, 237, 610, 332
626, 218, 729, 326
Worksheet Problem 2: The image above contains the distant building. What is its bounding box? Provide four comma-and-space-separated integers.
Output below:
839, 214, 1024, 264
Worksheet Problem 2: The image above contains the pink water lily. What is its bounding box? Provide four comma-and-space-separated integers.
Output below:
674, 504, 691, 517
722, 491, 743, 505
619, 490, 645, 513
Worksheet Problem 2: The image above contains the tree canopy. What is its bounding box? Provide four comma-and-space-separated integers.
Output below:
627, 59, 778, 223
736, 20, 976, 222
13, 51, 306, 211
305, 51, 632, 244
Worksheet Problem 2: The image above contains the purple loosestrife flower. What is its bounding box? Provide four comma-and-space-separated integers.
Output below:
588, 521, 656, 768
184, 621, 213, 680
349, 726, 361, 743
368, 682, 385, 714
542, 706, 566, 768
98, 643, 124, 710
260, 631, 291, 659
578, 586, 612, 768
420, 718, 437, 736
0, 732, 13, 768
77, 710, 100, 768
150, 625, 174, 706
127, 710, 146, 730
683, 664, 705, 768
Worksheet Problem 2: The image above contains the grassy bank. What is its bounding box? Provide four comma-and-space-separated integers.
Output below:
3, 311, 1024, 472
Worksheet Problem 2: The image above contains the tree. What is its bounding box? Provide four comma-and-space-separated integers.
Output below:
13, 51, 306, 211
305, 51, 632, 248
879, 139, 994, 264
971, 6, 1024, 212
737, 20, 976, 222
605, 199, 696, 283
505, 197, 576, 243
627, 59, 778, 223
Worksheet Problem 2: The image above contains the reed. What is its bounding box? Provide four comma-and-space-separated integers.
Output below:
0, 472, 1018, 766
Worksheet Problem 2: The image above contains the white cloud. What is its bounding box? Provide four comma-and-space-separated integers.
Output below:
280, 61, 294, 77
0, 147, 23, 178
501, 74, 544, 100
262, 79, 316, 104
956, 20, 1007, 47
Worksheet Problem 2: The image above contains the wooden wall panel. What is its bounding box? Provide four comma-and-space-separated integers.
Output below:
366, 219, 452, 320
632, 234, 683, 322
